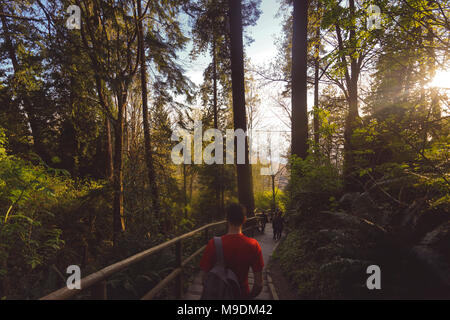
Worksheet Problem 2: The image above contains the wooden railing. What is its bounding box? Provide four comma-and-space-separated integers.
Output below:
40, 217, 257, 300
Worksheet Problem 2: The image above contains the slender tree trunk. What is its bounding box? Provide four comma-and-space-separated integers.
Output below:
105, 117, 114, 181
113, 88, 126, 245
212, 39, 222, 219
183, 164, 187, 218
343, 77, 359, 188
92, 74, 114, 181
213, 40, 218, 130
313, 59, 320, 147
291, 0, 309, 159
348, 0, 359, 120
343, 0, 360, 191
313, 18, 320, 148
271, 174, 276, 210
137, 0, 160, 214
228, 0, 255, 216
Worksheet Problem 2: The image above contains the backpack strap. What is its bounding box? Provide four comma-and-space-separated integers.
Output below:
214, 236, 225, 266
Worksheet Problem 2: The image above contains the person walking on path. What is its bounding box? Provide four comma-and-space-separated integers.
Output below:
272, 210, 284, 241
200, 203, 264, 299
272, 211, 279, 240
275, 212, 284, 240
260, 210, 268, 233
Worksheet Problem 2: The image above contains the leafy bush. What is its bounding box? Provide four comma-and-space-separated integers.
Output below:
254, 188, 287, 212
287, 155, 342, 219
0, 130, 112, 298
273, 211, 445, 299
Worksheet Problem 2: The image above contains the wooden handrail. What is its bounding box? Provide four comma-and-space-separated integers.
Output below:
40, 216, 257, 300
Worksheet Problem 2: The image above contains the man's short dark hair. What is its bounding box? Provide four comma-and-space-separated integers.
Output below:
226, 203, 246, 226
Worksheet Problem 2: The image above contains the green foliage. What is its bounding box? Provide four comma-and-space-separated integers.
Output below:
0, 130, 114, 298
0, 138, 61, 297
290, 155, 342, 194
273, 209, 446, 299
254, 188, 286, 212
288, 155, 343, 216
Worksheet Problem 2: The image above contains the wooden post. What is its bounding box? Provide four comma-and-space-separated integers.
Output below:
175, 241, 183, 299
91, 280, 107, 300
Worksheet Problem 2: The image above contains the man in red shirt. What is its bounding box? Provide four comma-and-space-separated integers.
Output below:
200, 203, 264, 299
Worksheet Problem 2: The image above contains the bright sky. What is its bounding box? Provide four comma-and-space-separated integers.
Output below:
183, 1, 283, 86
180, 0, 290, 163
245, 0, 290, 162
246, 0, 282, 65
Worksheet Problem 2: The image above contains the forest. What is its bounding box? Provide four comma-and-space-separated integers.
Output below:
0, 0, 449, 300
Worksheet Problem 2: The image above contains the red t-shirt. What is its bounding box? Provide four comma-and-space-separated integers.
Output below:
200, 233, 264, 299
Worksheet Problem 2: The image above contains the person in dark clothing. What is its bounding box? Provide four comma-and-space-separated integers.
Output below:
272, 212, 279, 240
261, 211, 268, 232
275, 213, 284, 240
272, 210, 284, 240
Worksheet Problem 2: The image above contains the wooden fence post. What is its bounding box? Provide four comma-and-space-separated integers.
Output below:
91, 280, 107, 300
175, 241, 183, 299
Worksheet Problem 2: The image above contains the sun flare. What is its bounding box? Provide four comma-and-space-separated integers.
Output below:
429, 69, 450, 89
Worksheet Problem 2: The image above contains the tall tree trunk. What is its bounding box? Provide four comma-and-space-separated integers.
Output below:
113, 88, 126, 245
137, 0, 160, 214
105, 117, 114, 181
343, 76, 359, 189
271, 174, 276, 211
313, 17, 320, 148
212, 39, 222, 219
183, 164, 187, 218
93, 77, 114, 181
313, 57, 320, 148
348, 0, 359, 119
291, 0, 309, 159
343, 0, 360, 190
213, 40, 218, 130
228, 0, 255, 216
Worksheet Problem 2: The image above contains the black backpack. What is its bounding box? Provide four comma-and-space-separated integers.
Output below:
200, 237, 241, 300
